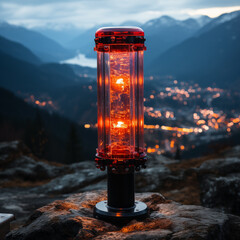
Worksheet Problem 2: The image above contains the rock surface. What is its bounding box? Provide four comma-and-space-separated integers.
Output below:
6, 191, 240, 240
0, 141, 66, 182
135, 154, 181, 192
197, 157, 240, 215
1, 140, 240, 230
0, 141, 106, 228
0, 141, 106, 189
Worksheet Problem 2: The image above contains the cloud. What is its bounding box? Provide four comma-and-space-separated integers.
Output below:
187, 5, 240, 18
0, 0, 240, 29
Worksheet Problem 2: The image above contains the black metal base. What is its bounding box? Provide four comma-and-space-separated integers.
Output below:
94, 200, 148, 224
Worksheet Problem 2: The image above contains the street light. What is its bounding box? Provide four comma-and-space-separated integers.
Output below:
94, 27, 148, 222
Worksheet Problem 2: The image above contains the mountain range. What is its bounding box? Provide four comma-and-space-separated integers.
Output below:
0, 46, 81, 93
0, 22, 75, 62
0, 35, 41, 65
0, 11, 239, 94
148, 11, 240, 89
0, 11, 239, 100
66, 16, 211, 60
142, 15, 211, 66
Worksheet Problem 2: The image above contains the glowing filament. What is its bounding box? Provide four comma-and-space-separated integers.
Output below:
115, 78, 125, 90
113, 121, 127, 128
116, 78, 124, 84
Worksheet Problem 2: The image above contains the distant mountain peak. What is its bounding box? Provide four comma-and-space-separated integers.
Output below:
145, 15, 177, 27
0, 21, 74, 62
214, 10, 240, 25
0, 21, 21, 29
120, 20, 141, 26
196, 10, 240, 36
144, 15, 210, 30
194, 15, 212, 27
148, 12, 240, 89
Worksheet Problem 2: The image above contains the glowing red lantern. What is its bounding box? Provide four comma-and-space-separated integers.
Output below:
94, 27, 148, 221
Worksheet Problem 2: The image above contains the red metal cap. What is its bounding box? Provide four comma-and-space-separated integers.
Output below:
94, 26, 146, 52
95, 27, 144, 37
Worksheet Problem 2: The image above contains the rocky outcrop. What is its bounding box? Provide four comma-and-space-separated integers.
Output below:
37, 169, 106, 194
0, 141, 106, 190
197, 157, 240, 176
0, 141, 106, 228
135, 157, 181, 192
1, 140, 240, 231
162, 148, 240, 216
197, 157, 240, 216
0, 141, 66, 182
200, 174, 240, 215
6, 191, 240, 240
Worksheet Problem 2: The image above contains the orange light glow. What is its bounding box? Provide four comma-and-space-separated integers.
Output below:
113, 121, 128, 128
96, 37, 145, 159
196, 120, 206, 125
161, 125, 194, 133
170, 140, 175, 148
147, 147, 156, 153
109, 53, 131, 157
232, 118, 240, 123
116, 78, 124, 84
84, 124, 91, 128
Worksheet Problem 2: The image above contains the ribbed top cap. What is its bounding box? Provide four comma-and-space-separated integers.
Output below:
94, 26, 146, 52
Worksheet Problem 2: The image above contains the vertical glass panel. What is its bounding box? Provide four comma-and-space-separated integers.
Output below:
104, 52, 111, 156
97, 52, 110, 156
97, 52, 104, 154
97, 50, 145, 159
135, 51, 144, 153
129, 52, 136, 155
138, 51, 144, 152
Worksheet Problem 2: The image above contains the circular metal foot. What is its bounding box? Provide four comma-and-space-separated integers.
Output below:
94, 201, 148, 224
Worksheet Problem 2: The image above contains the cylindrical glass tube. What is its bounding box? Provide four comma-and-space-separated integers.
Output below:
95, 27, 146, 161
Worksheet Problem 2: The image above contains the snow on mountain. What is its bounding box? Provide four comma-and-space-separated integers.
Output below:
195, 15, 212, 27
214, 11, 240, 25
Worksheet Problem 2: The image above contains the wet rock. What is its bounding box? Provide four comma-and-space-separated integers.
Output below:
37, 169, 106, 194
0, 141, 66, 182
0, 188, 68, 229
197, 157, 240, 216
221, 145, 240, 159
0, 141, 106, 189
197, 157, 240, 176
135, 166, 180, 192
6, 191, 240, 240
0, 141, 107, 228
0, 141, 29, 156
135, 155, 181, 192
0, 155, 65, 181
200, 173, 240, 215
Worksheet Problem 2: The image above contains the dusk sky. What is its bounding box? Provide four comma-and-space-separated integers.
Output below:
1, 0, 240, 29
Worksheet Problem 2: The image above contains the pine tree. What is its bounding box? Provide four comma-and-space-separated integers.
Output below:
65, 123, 81, 164
175, 144, 181, 160
25, 109, 48, 158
